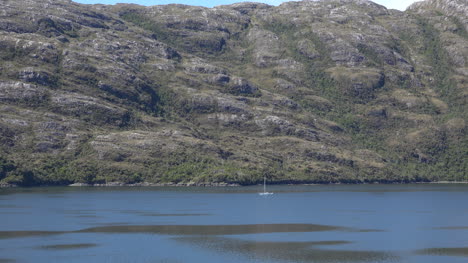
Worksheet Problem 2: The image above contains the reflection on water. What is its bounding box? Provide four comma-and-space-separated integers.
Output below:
37, 243, 97, 250
1, 184, 468, 196
0, 259, 15, 263
175, 236, 398, 263
416, 247, 468, 257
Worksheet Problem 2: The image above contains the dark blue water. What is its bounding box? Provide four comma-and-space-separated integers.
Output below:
1, 184, 468, 262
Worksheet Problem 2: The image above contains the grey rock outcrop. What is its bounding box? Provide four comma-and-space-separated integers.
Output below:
0, 0, 466, 185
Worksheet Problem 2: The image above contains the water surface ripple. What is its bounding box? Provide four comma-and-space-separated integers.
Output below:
1, 184, 468, 263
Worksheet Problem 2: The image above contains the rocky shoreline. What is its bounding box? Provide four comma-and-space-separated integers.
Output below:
67, 181, 468, 187
2, 181, 468, 188
70, 182, 241, 187
0, 183, 18, 188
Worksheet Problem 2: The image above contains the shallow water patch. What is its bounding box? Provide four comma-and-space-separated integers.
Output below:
79, 223, 347, 236
433, 226, 468, 230
0, 231, 63, 239
140, 213, 212, 217
37, 243, 97, 250
0, 205, 29, 209
120, 210, 211, 217
416, 247, 468, 257
175, 236, 399, 262
72, 215, 101, 218
0, 223, 382, 239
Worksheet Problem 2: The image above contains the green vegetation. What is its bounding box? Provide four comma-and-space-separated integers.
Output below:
0, 0, 466, 186
450, 16, 468, 39
356, 44, 383, 67
416, 17, 456, 99
0, 156, 16, 182
120, 11, 170, 42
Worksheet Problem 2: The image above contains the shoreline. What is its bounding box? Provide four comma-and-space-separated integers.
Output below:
2, 181, 468, 188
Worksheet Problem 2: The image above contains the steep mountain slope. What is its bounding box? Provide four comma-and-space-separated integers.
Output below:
0, 0, 466, 186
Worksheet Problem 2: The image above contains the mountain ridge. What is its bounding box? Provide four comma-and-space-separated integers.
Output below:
0, 0, 466, 186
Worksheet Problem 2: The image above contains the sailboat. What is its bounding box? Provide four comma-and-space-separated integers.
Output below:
259, 176, 273, 196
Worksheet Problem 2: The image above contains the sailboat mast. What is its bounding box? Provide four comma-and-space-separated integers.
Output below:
264, 176, 266, 193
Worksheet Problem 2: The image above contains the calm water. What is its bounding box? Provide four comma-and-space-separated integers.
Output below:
1, 184, 468, 263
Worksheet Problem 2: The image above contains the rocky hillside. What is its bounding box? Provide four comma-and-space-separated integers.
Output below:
0, 0, 466, 186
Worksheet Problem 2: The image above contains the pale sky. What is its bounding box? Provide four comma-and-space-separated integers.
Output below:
73, 0, 422, 11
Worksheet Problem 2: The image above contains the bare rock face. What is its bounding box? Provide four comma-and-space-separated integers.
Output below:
227, 77, 260, 96
105, 3, 251, 55
297, 39, 320, 59
247, 27, 283, 67
18, 67, 53, 86
184, 58, 227, 75
409, 0, 468, 31
0, 0, 466, 185
0, 81, 49, 103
